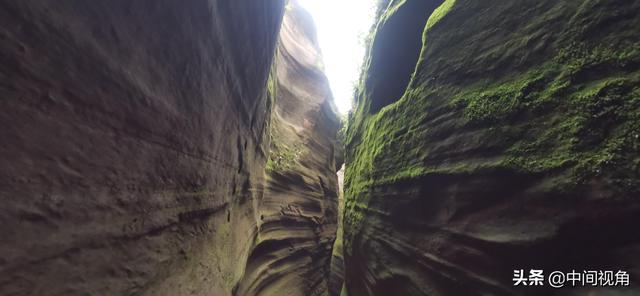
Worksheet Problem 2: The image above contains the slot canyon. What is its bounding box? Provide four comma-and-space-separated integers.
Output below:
0, 0, 638, 295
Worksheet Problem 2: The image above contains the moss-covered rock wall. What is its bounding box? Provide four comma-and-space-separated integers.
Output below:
343, 0, 640, 294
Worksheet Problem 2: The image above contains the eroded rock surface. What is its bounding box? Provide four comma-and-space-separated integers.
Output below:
0, 1, 339, 295
234, 2, 342, 295
329, 166, 346, 296
344, 0, 640, 295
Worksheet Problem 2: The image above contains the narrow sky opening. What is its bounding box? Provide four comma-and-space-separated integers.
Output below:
297, 0, 377, 114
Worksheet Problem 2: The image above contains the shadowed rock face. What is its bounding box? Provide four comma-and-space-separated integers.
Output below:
329, 166, 345, 296
0, 1, 292, 295
344, 0, 640, 295
0, 0, 342, 295
233, 2, 342, 295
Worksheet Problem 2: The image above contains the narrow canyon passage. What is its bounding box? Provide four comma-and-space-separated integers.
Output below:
1, 0, 639, 296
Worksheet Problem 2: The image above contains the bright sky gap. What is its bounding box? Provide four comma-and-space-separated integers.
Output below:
297, 0, 377, 114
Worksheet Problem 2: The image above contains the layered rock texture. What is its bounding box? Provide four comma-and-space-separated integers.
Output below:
234, 2, 341, 295
329, 166, 346, 296
344, 0, 640, 295
0, 1, 339, 295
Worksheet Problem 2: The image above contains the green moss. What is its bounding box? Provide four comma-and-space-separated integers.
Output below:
461, 85, 521, 123
446, 42, 639, 180
266, 59, 278, 111
340, 283, 349, 296
425, 0, 456, 30
266, 138, 302, 172
343, 0, 640, 257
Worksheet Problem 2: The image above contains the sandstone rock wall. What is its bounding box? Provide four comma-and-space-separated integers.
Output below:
329, 166, 346, 296
0, 1, 306, 295
233, 2, 342, 295
344, 0, 640, 295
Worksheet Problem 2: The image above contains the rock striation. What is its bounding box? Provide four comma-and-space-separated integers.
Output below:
344, 0, 640, 295
0, 1, 339, 295
329, 166, 346, 296
234, 2, 341, 295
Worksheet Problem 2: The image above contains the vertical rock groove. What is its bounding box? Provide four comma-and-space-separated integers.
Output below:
364, 0, 444, 113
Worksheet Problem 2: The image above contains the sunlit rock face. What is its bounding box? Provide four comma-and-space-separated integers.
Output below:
233, 2, 342, 295
344, 0, 640, 295
0, 1, 286, 295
